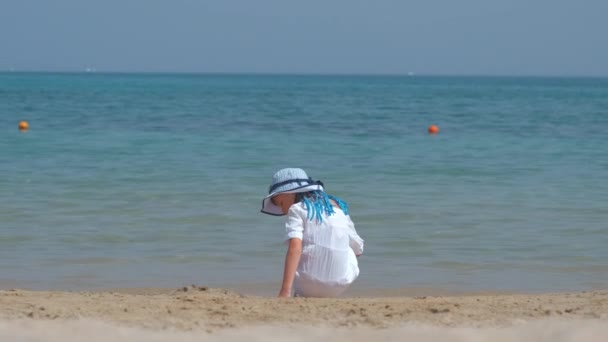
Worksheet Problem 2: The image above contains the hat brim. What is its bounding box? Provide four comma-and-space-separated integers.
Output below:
261, 184, 324, 216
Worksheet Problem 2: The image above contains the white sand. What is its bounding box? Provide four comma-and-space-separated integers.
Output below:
1, 319, 607, 342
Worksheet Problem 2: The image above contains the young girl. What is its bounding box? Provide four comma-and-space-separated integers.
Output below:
261, 168, 364, 298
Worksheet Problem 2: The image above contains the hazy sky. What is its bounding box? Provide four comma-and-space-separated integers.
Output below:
1, 0, 606, 76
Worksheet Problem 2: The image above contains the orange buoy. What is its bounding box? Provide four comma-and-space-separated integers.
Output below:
428, 125, 439, 135
19, 121, 29, 131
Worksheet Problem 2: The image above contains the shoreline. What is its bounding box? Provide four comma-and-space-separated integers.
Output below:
5, 279, 594, 298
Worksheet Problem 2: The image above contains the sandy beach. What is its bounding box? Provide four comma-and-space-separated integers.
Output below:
1, 287, 607, 341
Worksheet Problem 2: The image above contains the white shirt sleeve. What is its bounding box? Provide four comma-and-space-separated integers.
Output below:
284, 204, 305, 242
347, 216, 364, 256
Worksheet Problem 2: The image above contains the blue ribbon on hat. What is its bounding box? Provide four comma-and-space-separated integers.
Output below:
268, 178, 324, 194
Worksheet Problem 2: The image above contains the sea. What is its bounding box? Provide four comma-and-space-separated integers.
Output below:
1, 72, 607, 294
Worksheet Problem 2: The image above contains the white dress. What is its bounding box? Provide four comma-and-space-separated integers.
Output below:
284, 202, 364, 297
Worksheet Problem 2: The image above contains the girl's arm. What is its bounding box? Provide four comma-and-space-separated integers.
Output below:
347, 217, 364, 256
278, 238, 303, 297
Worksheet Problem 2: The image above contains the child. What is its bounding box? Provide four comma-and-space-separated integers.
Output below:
261, 168, 364, 298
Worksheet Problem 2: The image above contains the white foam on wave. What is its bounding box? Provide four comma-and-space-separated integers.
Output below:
0, 319, 606, 342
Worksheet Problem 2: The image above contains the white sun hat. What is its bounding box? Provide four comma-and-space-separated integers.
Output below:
261, 168, 324, 216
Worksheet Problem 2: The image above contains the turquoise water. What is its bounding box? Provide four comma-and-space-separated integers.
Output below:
1, 73, 607, 293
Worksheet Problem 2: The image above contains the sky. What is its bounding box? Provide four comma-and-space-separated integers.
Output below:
1, 0, 607, 76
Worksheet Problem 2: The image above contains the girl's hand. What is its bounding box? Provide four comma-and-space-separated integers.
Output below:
278, 288, 292, 298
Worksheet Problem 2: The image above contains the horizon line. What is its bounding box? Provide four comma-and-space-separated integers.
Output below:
1, 69, 607, 79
